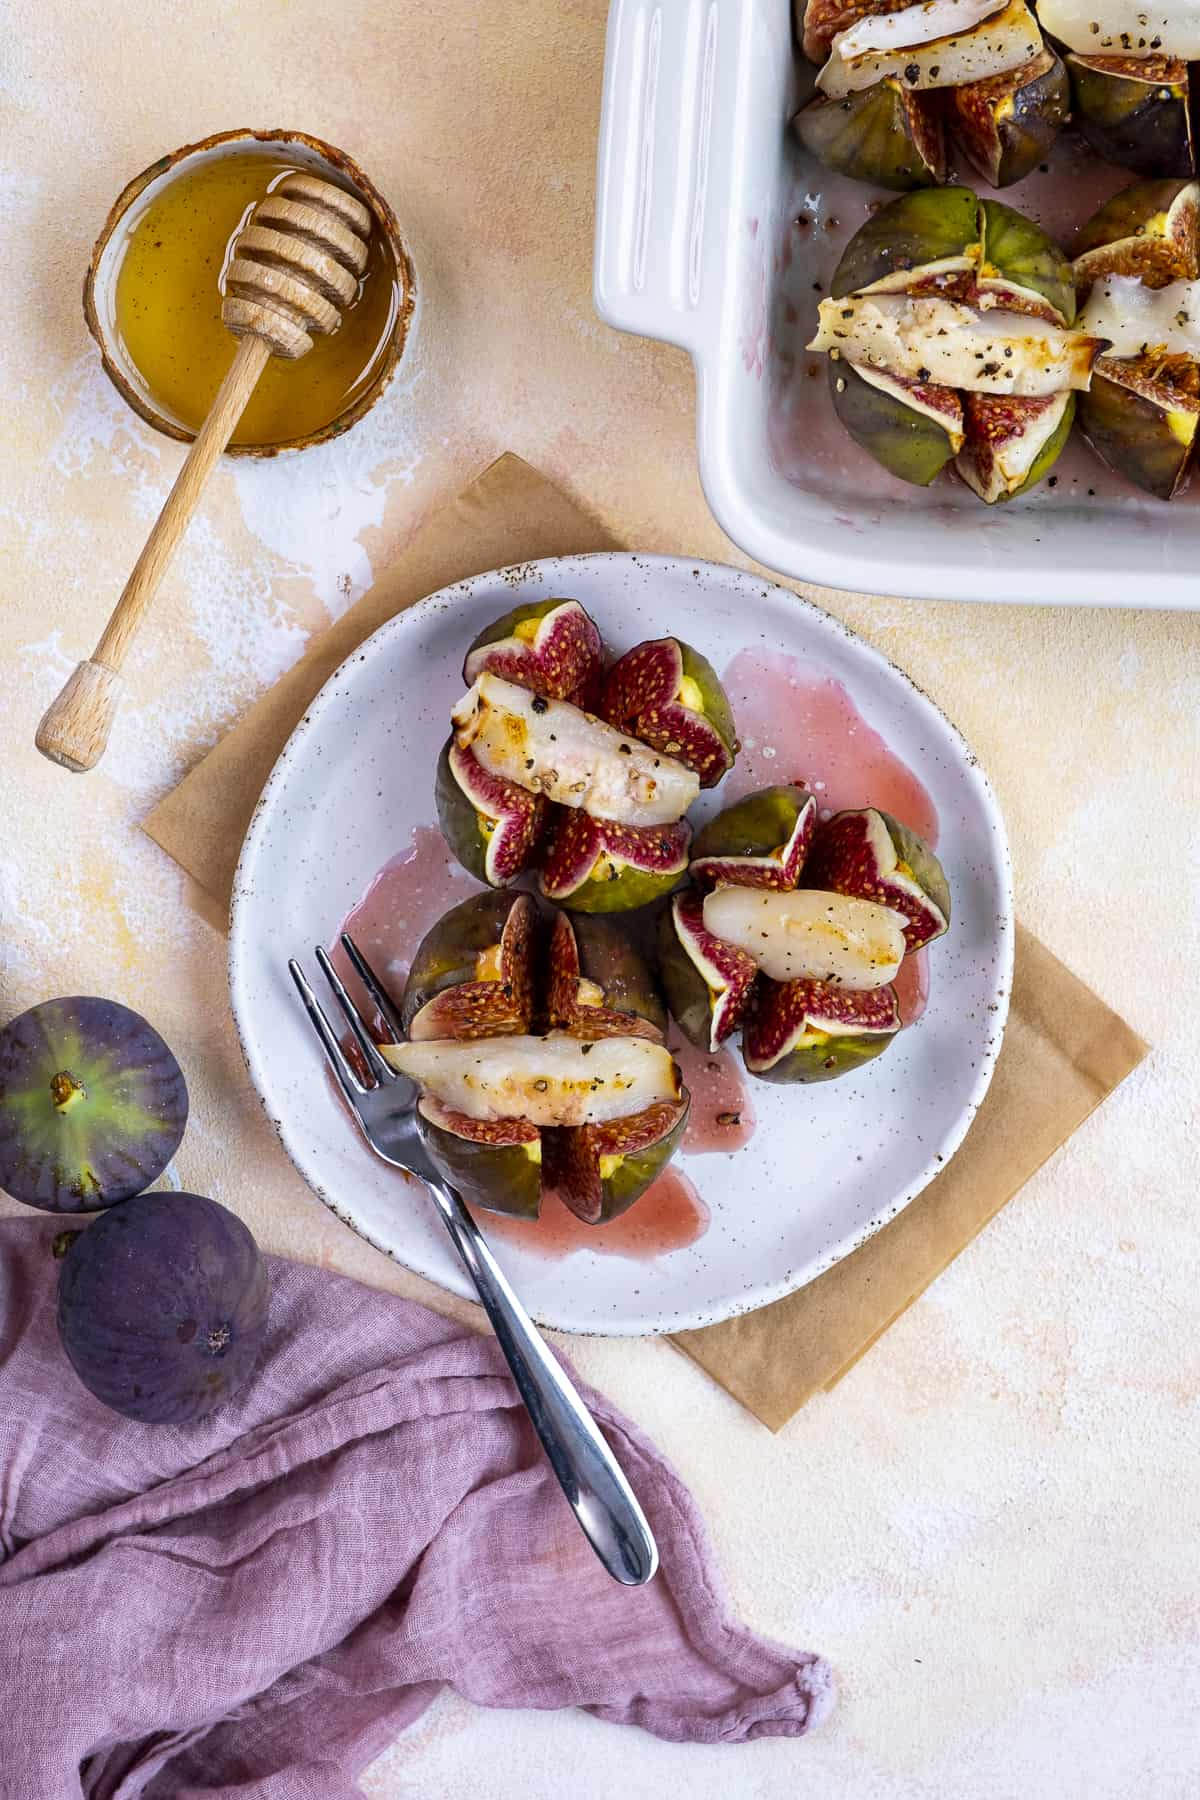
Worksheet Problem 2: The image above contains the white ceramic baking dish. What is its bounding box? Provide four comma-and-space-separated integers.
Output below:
594, 0, 1200, 608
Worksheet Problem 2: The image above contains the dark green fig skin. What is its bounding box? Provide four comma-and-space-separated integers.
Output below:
548, 860, 685, 916
750, 1030, 895, 1085
831, 188, 1077, 323
831, 362, 958, 488
0, 997, 188, 1214
571, 915, 668, 1037
793, 81, 944, 191
691, 784, 810, 865
655, 905, 719, 1051
832, 186, 980, 298
950, 51, 1070, 189
885, 813, 952, 928
421, 1126, 542, 1219
401, 890, 531, 1036
1078, 374, 1197, 499
1067, 56, 1194, 180
56, 1193, 268, 1424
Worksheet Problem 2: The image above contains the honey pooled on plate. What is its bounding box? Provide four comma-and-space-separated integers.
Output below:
113, 154, 397, 448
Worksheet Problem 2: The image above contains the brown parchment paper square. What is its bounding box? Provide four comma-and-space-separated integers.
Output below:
143, 453, 1148, 1429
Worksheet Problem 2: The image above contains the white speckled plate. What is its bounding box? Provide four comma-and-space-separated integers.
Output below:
229, 554, 1013, 1335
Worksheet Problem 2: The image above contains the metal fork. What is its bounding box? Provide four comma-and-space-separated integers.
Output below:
288, 934, 659, 1587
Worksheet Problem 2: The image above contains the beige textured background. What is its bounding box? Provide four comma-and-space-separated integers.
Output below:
2, 3, 1198, 1795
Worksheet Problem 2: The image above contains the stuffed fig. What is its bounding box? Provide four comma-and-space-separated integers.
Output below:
808, 187, 1103, 500
388, 900, 687, 1224
1035, 0, 1200, 177
655, 788, 949, 1085
1073, 181, 1200, 496
0, 997, 187, 1213
56, 1192, 268, 1423
439, 602, 733, 912
793, 0, 1065, 188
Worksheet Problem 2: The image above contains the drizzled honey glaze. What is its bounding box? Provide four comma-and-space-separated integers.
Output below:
114, 155, 397, 447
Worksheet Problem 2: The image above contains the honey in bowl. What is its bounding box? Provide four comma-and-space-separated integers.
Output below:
113, 154, 398, 448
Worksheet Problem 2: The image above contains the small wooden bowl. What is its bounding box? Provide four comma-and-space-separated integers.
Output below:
84, 127, 416, 458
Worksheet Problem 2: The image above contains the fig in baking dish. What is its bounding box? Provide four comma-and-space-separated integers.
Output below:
808, 187, 1102, 500
1066, 55, 1195, 179
792, 0, 1066, 188
439, 601, 737, 912
386, 892, 688, 1224
1072, 180, 1200, 497
656, 788, 948, 1083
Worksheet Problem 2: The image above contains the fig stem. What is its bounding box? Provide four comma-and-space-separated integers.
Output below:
49, 1070, 87, 1112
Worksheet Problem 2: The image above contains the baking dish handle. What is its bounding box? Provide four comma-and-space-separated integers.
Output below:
594, 0, 740, 356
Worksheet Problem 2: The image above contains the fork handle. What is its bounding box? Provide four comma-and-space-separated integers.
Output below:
425, 1176, 658, 1587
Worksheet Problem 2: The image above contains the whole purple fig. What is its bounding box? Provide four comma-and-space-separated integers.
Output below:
57, 1193, 268, 1424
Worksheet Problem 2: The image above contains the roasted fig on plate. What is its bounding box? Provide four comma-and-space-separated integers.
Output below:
792, 0, 1065, 188
438, 601, 736, 911
1072, 180, 1200, 497
385, 892, 688, 1224
0, 997, 188, 1213
57, 1192, 268, 1423
808, 187, 1103, 500
656, 787, 946, 1083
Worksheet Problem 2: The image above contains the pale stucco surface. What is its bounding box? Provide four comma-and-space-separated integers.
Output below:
2, 4, 1198, 1796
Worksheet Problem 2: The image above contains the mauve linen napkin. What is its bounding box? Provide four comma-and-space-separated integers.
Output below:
0, 1220, 833, 1797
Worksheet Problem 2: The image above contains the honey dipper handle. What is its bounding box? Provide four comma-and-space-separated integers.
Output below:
36, 335, 272, 772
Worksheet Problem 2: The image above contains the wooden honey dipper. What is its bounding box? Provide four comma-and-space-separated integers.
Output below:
36, 173, 374, 772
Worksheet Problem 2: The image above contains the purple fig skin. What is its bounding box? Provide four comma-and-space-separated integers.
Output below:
436, 737, 547, 887
538, 808, 691, 913
417, 1099, 542, 1218
463, 599, 603, 704
657, 889, 759, 1053
690, 785, 818, 892
0, 996, 188, 1214
599, 638, 738, 787
803, 808, 950, 950
744, 979, 900, 1082
56, 1193, 268, 1424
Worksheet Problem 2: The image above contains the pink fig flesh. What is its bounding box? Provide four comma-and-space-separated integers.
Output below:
542, 1094, 690, 1224
803, 808, 949, 949
743, 977, 900, 1078
463, 599, 603, 703
690, 785, 818, 892
539, 806, 691, 911
406, 892, 538, 1041
599, 637, 738, 787
440, 739, 547, 886
544, 910, 664, 1040
665, 889, 759, 1053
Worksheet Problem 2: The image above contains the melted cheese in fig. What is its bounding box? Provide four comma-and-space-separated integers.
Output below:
1036, 0, 1200, 59
1080, 276, 1200, 360
384, 1032, 680, 1126
702, 887, 907, 990
819, 0, 1041, 95
809, 295, 1100, 395
451, 673, 699, 827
